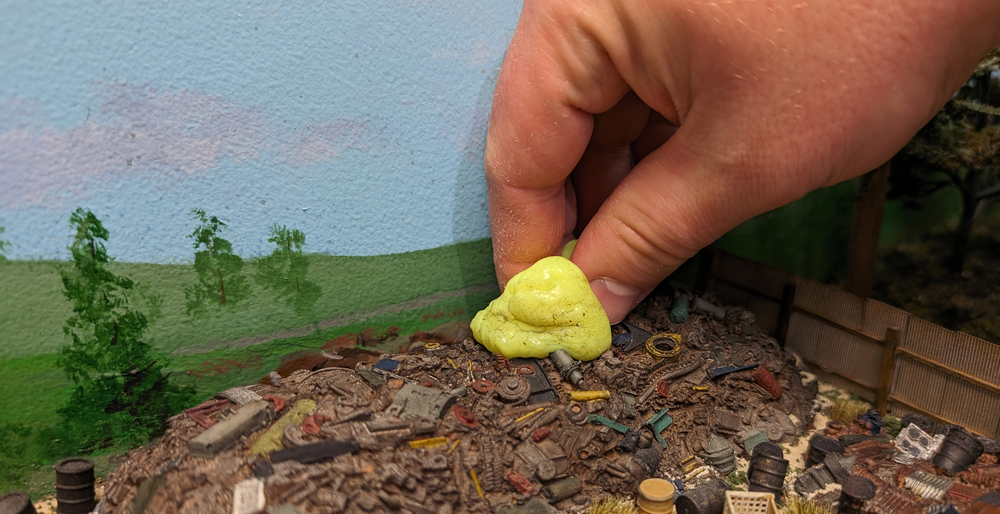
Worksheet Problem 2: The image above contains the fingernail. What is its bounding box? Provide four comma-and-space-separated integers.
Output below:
589, 278, 644, 324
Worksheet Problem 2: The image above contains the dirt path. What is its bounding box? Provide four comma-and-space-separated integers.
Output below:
169, 283, 497, 358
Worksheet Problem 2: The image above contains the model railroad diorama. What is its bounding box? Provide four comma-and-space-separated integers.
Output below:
7, 258, 999, 514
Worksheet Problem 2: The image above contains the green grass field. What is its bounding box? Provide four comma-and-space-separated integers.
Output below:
0, 239, 498, 497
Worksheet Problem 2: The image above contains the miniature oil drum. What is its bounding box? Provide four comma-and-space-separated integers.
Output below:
0, 492, 37, 514
637, 478, 676, 514
645, 333, 682, 362
838, 476, 876, 514
54, 458, 96, 514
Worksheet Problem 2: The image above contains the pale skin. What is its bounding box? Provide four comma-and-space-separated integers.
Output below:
485, 0, 1000, 323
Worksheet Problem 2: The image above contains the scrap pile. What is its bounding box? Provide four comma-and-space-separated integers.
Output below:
791, 411, 1000, 514
100, 292, 821, 514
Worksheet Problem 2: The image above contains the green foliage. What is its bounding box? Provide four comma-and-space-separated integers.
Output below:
52, 208, 194, 454
883, 415, 902, 439
892, 46, 1000, 272
255, 224, 322, 318
184, 209, 250, 316
0, 226, 9, 262
726, 470, 748, 490
0, 422, 35, 487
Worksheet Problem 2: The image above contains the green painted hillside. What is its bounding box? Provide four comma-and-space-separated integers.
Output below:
0, 238, 497, 360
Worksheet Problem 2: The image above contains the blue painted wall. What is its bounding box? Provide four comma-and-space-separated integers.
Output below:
0, 0, 521, 262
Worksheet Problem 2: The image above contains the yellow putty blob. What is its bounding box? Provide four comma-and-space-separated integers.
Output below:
471, 256, 611, 361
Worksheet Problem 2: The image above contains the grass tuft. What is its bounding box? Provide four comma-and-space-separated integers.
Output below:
828, 397, 868, 425
781, 495, 834, 514
588, 496, 638, 514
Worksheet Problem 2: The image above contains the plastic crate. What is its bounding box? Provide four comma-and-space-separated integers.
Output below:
723, 491, 778, 514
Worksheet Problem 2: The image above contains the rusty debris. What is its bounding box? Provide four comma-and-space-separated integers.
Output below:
87, 291, 998, 514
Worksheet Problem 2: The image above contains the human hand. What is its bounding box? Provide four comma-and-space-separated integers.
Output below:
484, 0, 1000, 323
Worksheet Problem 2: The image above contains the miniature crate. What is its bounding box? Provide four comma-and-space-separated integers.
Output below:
723, 491, 777, 514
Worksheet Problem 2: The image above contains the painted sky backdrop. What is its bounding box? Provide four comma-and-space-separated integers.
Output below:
0, 0, 521, 262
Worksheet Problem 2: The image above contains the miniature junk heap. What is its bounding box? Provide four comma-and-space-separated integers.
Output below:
96, 293, 997, 514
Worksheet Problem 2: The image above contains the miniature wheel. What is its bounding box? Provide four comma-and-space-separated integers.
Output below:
516, 364, 535, 375
496, 376, 531, 403
424, 342, 441, 349
645, 333, 682, 361
472, 379, 494, 394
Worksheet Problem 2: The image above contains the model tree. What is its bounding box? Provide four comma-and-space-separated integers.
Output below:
0, 226, 9, 262
55, 209, 193, 452
255, 224, 321, 317
891, 47, 1000, 273
184, 209, 250, 316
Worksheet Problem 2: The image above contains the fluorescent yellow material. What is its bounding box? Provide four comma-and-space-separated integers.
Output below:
249, 399, 316, 456
471, 256, 611, 361
560, 239, 578, 259
568, 390, 611, 401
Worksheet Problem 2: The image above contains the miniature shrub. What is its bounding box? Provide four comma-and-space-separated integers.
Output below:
829, 397, 868, 425
883, 415, 902, 438
588, 496, 638, 514
726, 470, 748, 490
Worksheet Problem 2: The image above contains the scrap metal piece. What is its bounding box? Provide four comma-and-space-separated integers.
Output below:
516, 441, 557, 482
216, 386, 263, 406
568, 390, 610, 402
700, 435, 736, 474
565, 403, 589, 425
670, 296, 691, 324
270, 438, 360, 464
622, 391, 638, 419
742, 429, 769, 455
497, 376, 532, 403
894, 423, 943, 464
709, 363, 760, 380
692, 297, 725, 320
587, 415, 629, 434
385, 383, 463, 420
542, 477, 582, 503
621, 322, 653, 353
645, 409, 673, 448
549, 350, 583, 387
510, 358, 559, 404
507, 470, 538, 495
904, 470, 952, 500
188, 401, 275, 458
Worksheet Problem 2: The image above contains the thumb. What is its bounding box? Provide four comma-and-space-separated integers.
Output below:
571, 126, 795, 324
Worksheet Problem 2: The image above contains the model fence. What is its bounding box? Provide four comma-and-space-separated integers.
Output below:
703, 250, 1000, 439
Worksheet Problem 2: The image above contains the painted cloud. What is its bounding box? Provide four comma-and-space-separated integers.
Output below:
0, 83, 382, 211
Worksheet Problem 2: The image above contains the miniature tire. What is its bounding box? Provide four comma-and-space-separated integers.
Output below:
517, 364, 535, 375
645, 333, 682, 361
496, 376, 531, 403
472, 380, 494, 394
535, 459, 557, 481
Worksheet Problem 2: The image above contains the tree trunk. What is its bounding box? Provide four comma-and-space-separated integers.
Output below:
947, 191, 977, 274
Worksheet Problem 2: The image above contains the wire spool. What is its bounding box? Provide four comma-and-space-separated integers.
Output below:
645, 333, 682, 362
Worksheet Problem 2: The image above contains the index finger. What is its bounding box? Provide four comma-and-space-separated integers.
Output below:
484, 0, 627, 286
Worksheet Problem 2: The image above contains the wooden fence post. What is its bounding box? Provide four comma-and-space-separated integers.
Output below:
776, 283, 796, 348
876, 327, 901, 414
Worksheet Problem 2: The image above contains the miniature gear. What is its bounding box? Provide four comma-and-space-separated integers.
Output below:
496, 376, 531, 403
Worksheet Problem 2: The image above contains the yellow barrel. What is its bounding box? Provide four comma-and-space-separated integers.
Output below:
637, 478, 675, 514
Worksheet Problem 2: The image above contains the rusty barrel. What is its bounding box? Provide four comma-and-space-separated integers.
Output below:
748, 451, 789, 500
54, 458, 96, 514
0, 492, 37, 514
675, 478, 729, 514
807, 435, 843, 467
932, 428, 984, 476
837, 476, 875, 514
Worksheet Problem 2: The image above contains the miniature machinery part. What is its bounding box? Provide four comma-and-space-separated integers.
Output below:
549, 349, 584, 387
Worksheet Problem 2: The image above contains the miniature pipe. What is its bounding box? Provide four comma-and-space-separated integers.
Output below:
692, 297, 725, 320
568, 390, 611, 401
550, 349, 584, 387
